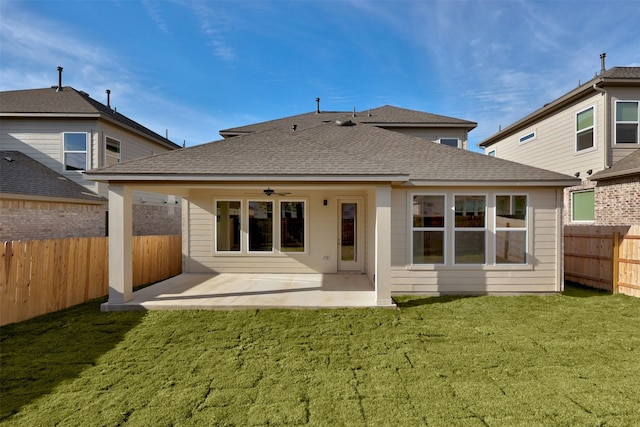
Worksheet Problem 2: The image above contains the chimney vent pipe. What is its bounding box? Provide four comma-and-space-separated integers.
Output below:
57, 66, 63, 91
315, 97, 320, 114
600, 52, 606, 75
106, 89, 111, 108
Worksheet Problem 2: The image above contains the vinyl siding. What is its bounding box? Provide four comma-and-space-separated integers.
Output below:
0, 117, 178, 205
484, 94, 606, 177
185, 188, 374, 274
390, 187, 561, 294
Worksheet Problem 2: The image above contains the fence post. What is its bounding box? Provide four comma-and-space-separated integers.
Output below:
612, 232, 620, 294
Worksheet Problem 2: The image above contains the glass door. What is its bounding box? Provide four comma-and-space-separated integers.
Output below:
338, 200, 362, 271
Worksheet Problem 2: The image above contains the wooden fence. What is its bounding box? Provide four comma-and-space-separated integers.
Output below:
1, 234, 181, 326
565, 225, 640, 296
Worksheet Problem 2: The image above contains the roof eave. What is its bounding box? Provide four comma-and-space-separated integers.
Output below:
83, 173, 410, 184
589, 167, 640, 181
406, 179, 580, 187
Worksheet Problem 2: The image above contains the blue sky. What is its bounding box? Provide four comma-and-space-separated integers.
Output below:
1, 0, 639, 151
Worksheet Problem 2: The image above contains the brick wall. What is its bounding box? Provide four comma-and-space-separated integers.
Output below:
132, 204, 182, 236
594, 176, 640, 226
0, 199, 106, 241
563, 176, 640, 226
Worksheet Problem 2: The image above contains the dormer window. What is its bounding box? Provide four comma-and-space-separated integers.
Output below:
439, 138, 460, 148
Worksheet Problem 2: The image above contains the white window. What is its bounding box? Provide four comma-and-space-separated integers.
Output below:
105, 136, 121, 166
615, 101, 639, 145
454, 195, 486, 265
411, 195, 445, 265
495, 195, 528, 264
280, 201, 305, 252
215, 200, 242, 252
519, 131, 536, 144
248, 201, 274, 252
63, 132, 88, 171
576, 106, 595, 152
572, 190, 595, 222
439, 138, 460, 148
488, 150, 496, 157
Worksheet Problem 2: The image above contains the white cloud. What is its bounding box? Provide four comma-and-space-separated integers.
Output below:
142, 0, 170, 34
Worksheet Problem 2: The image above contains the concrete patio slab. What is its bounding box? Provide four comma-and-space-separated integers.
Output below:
101, 273, 389, 311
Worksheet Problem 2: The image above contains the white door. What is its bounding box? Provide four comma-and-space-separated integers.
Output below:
338, 199, 363, 271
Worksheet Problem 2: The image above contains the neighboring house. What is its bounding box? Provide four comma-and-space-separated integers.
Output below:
0, 150, 106, 240
85, 105, 579, 308
478, 60, 640, 226
0, 70, 183, 238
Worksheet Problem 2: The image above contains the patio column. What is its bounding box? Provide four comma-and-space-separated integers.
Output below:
375, 185, 393, 306
103, 184, 133, 309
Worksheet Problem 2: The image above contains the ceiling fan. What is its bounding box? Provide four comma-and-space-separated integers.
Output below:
245, 187, 292, 197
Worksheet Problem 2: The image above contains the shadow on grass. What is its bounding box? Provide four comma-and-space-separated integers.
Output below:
563, 282, 612, 298
394, 283, 611, 308
393, 295, 473, 308
0, 297, 146, 421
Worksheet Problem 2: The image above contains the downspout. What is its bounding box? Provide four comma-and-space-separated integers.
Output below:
592, 82, 610, 169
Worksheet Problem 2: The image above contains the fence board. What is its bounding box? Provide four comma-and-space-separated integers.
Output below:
1, 235, 181, 325
565, 225, 640, 296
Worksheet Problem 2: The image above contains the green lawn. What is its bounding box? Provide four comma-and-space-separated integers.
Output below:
2, 285, 639, 426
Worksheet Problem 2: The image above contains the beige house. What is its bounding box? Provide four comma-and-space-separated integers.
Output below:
478, 61, 640, 226
86, 105, 578, 308
0, 71, 182, 238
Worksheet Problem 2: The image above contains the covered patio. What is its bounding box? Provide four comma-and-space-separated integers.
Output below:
100, 273, 388, 311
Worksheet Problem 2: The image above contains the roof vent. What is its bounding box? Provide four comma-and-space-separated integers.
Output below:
336, 119, 353, 127
106, 89, 111, 108
291, 124, 297, 131
600, 52, 606, 75
315, 97, 320, 114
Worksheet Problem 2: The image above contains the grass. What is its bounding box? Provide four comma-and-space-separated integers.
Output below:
1, 285, 640, 426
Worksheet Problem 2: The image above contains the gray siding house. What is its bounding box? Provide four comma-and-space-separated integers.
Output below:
85, 105, 579, 309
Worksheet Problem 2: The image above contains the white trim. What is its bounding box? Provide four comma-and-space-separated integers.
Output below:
83, 174, 409, 182
613, 100, 640, 146
570, 189, 595, 223
213, 199, 243, 254
493, 193, 529, 266
453, 193, 488, 266
62, 132, 89, 172
518, 130, 536, 144
575, 105, 596, 153
409, 193, 447, 266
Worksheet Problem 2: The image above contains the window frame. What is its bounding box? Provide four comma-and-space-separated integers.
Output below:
614, 100, 640, 146
575, 106, 596, 153
247, 199, 275, 254
410, 193, 447, 266
571, 189, 595, 223
104, 136, 121, 167
214, 199, 243, 254
519, 131, 536, 144
279, 200, 307, 254
453, 194, 488, 266
62, 132, 89, 171
439, 138, 460, 148
487, 149, 496, 157
494, 194, 529, 265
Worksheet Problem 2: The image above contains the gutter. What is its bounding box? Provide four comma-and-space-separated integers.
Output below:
592, 82, 611, 169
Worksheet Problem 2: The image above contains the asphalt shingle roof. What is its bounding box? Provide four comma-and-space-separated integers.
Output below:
220, 105, 476, 136
86, 122, 577, 185
0, 87, 180, 149
0, 151, 106, 202
590, 149, 640, 180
